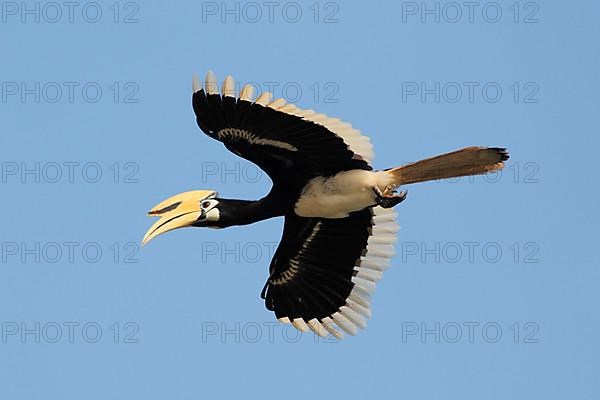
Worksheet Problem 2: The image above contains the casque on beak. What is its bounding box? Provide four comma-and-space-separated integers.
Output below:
142, 190, 217, 245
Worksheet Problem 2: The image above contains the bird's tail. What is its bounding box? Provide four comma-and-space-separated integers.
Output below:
387, 147, 509, 186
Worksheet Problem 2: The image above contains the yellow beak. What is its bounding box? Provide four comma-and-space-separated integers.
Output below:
142, 190, 217, 245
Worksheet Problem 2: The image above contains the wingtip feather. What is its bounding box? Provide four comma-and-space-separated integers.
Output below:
205, 70, 218, 94
192, 73, 201, 93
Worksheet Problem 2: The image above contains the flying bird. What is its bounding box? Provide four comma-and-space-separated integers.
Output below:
143, 71, 509, 338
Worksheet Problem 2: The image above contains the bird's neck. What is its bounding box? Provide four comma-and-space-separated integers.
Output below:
212, 197, 283, 227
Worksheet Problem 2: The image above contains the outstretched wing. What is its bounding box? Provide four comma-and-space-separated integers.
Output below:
263, 207, 399, 338
192, 71, 374, 184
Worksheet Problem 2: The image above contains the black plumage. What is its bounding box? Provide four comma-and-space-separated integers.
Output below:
190, 80, 385, 335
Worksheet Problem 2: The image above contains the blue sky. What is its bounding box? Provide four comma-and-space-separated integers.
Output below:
1, 1, 598, 399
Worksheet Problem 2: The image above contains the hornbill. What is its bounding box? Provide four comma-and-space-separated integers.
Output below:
143, 71, 509, 338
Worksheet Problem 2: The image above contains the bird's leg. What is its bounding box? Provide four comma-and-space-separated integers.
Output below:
372, 186, 407, 208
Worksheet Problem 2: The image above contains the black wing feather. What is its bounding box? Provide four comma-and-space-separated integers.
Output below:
264, 209, 373, 322
192, 88, 371, 186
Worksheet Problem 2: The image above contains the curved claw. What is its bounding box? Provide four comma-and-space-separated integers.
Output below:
373, 187, 407, 208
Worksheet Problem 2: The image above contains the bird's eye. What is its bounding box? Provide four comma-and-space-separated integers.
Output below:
201, 201, 212, 209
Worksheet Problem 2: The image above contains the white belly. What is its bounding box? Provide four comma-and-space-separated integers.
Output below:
294, 170, 393, 218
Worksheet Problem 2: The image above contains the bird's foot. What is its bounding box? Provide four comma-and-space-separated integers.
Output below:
372, 186, 407, 208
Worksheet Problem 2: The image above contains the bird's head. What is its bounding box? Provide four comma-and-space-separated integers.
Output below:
142, 190, 220, 245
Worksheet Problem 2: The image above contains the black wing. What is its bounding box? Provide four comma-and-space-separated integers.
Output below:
263, 206, 399, 338
192, 72, 374, 185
